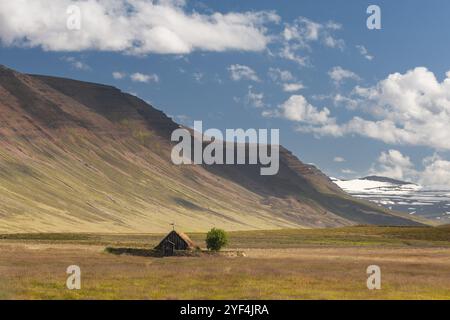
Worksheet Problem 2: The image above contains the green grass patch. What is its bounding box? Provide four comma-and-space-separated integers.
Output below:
1, 225, 449, 248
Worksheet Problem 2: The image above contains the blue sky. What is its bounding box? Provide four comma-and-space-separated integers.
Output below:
2, 0, 450, 187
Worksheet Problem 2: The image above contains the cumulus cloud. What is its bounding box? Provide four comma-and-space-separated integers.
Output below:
112, 71, 127, 79
356, 45, 374, 61
419, 154, 450, 188
278, 17, 344, 66
323, 36, 345, 50
0, 0, 279, 55
279, 46, 308, 66
328, 66, 360, 86
326, 21, 342, 31
268, 68, 294, 82
369, 150, 450, 189
333, 156, 345, 163
370, 149, 415, 180
263, 95, 333, 125
228, 64, 260, 82
332, 93, 359, 110
244, 86, 265, 108
283, 18, 343, 45
279, 17, 345, 66
283, 82, 304, 92
268, 67, 304, 92
130, 72, 159, 83
112, 71, 158, 82
293, 67, 450, 152
61, 56, 90, 70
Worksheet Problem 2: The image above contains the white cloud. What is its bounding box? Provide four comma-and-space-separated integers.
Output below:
130, 72, 159, 83
113, 71, 158, 82
280, 17, 345, 66
283, 82, 304, 92
264, 95, 332, 125
61, 56, 90, 70
293, 67, 450, 152
328, 66, 360, 85
419, 154, 450, 188
352, 68, 450, 149
244, 86, 265, 108
323, 36, 345, 50
268, 68, 294, 82
285, 18, 321, 42
326, 21, 342, 30
332, 94, 358, 110
368, 150, 450, 188
356, 45, 374, 61
228, 64, 260, 82
0, 0, 279, 55
268, 68, 304, 92
333, 156, 345, 163
279, 46, 308, 66
370, 149, 414, 180
112, 71, 127, 79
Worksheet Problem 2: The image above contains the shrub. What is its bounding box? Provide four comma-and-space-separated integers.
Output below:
206, 228, 228, 251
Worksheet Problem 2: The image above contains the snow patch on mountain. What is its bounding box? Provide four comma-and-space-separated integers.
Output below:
334, 177, 421, 195
333, 176, 450, 223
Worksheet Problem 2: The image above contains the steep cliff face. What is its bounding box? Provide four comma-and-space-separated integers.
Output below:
0, 65, 422, 233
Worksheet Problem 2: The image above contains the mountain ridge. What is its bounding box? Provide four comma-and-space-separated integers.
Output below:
0, 65, 424, 232
361, 175, 417, 186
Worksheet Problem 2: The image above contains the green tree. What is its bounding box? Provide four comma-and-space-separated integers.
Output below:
206, 228, 228, 251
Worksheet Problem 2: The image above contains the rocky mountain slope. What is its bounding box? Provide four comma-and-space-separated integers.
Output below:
0, 65, 423, 233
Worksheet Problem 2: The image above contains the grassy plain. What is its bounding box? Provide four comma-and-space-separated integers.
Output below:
0, 226, 449, 299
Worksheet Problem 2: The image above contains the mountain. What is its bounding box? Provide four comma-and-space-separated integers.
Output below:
361, 176, 416, 186
0, 65, 424, 233
334, 176, 421, 195
334, 176, 450, 224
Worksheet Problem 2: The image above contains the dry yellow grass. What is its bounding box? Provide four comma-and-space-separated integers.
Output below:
1, 228, 449, 300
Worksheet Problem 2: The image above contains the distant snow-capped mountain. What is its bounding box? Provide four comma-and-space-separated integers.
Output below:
333, 176, 421, 195
333, 176, 450, 223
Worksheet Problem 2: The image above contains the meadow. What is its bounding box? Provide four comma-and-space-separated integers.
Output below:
0, 226, 449, 300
